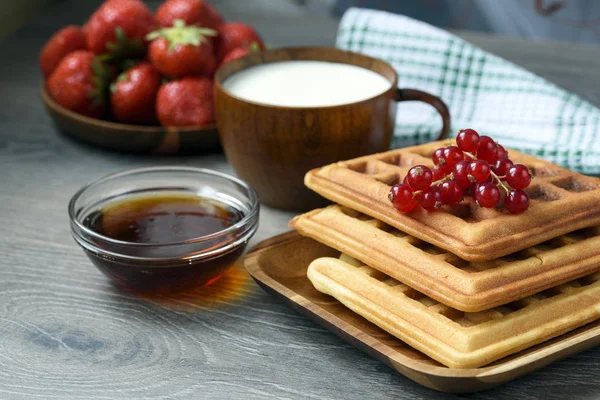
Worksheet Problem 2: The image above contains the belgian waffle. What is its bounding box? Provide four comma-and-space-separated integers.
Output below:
304, 140, 600, 261
291, 205, 600, 312
308, 255, 600, 369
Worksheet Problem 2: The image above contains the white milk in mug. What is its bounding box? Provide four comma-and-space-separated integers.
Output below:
222, 61, 393, 107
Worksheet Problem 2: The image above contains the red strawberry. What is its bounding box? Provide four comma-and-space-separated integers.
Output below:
46, 51, 110, 118
202, 55, 217, 78
156, 78, 214, 127
156, 0, 223, 30
39, 25, 87, 78
216, 22, 264, 61
221, 47, 249, 65
86, 0, 155, 58
147, 20, 216, 77
111, 62, 162, 124
220, 42, 262, 65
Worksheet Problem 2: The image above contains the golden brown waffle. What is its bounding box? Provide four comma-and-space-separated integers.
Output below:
308, 255, 600, 369
304, 140, 600, 261
291, 205, 600, 312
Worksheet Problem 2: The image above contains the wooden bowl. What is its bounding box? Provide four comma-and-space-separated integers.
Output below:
41, 86, 221, 155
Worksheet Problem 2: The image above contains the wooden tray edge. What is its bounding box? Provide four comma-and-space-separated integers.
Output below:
243, 231, 600, 393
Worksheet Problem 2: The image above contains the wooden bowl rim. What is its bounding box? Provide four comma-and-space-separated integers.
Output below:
40, 85, 217, 133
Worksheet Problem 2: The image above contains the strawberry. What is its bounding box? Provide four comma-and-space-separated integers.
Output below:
221, 47, 249, 65
156, 78, 214, 127
146, 20, 216, 77
110, 62, 162, 124
86, 0, 155, 58
216, 22, 264, 61
156, 0, 223, 30
39, 25, 87, 78
202, 55, 217, 78
46, 51, 110, 118
220, 43, 262, 65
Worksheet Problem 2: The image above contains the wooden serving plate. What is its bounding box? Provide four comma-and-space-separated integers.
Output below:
244, 231, 600, 393
41, 86, 221, 155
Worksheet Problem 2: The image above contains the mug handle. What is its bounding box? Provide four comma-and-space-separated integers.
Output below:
396, 88, 451, 140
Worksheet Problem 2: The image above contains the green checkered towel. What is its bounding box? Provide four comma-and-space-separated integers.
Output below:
336, 8, 600, 174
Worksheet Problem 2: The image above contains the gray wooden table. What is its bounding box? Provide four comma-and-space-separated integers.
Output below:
2, 1, 600, 399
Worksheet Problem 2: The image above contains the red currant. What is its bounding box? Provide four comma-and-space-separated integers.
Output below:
468, 160, 491, 182
432, 148, 445, 168
396, 197, 420, 212
406, 165, 433, 191
456, 128, 480, 152
476, 136, 499, 163
493, 158, 513, 177
471, 177, 491, 193
420, 186, 442, 211
505, 164, 531, 189
497, 144, 508, 160
401, 191, 422, 212
440, 181, 464, 205
442, 146, 464, 171
504, 189, 529, 214
395, 130, 530, 214
388, 184, 413, 209
474, 182, 501, 208
397, 200, 419, 212
431, 168, 444, 182
452, 160, 471, 188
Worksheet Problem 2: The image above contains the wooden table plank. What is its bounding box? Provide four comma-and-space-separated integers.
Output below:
1, 1, 600, 398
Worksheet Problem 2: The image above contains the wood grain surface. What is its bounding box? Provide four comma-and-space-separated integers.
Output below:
2, 0, 600, 398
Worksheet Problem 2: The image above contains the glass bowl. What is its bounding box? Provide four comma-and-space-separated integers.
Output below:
68, 166, 259, 293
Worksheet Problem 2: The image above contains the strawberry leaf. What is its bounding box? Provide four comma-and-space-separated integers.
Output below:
249, 42, 262, 52
109, 70, 129, 93
119, 58, 139, 72
89, 57, 111, 108
101, 27, 146, 62
145, 19, 217, 52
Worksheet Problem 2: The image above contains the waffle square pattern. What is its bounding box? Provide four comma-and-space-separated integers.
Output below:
308, 255, 600, 369
305, 140, 600, 261
292, 205, 600, 312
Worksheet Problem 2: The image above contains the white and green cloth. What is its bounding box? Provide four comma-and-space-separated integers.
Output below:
336, 8, 600, 174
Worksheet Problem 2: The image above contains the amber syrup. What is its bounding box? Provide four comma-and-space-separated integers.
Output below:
82, 193, 249, 296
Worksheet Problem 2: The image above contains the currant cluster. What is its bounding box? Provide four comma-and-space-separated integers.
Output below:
388, 129, 532, 214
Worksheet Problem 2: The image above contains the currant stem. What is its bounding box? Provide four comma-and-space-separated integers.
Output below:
490, 170, 510, 193
431, 174, 453, 186
460, 149, 510, 193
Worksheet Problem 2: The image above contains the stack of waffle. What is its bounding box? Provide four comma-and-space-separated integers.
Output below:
290, 140, 600, 369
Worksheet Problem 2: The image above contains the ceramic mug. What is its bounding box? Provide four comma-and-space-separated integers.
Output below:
215, 47, 451, 211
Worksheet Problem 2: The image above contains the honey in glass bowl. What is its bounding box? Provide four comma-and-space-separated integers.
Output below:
69, 167, 259, 293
